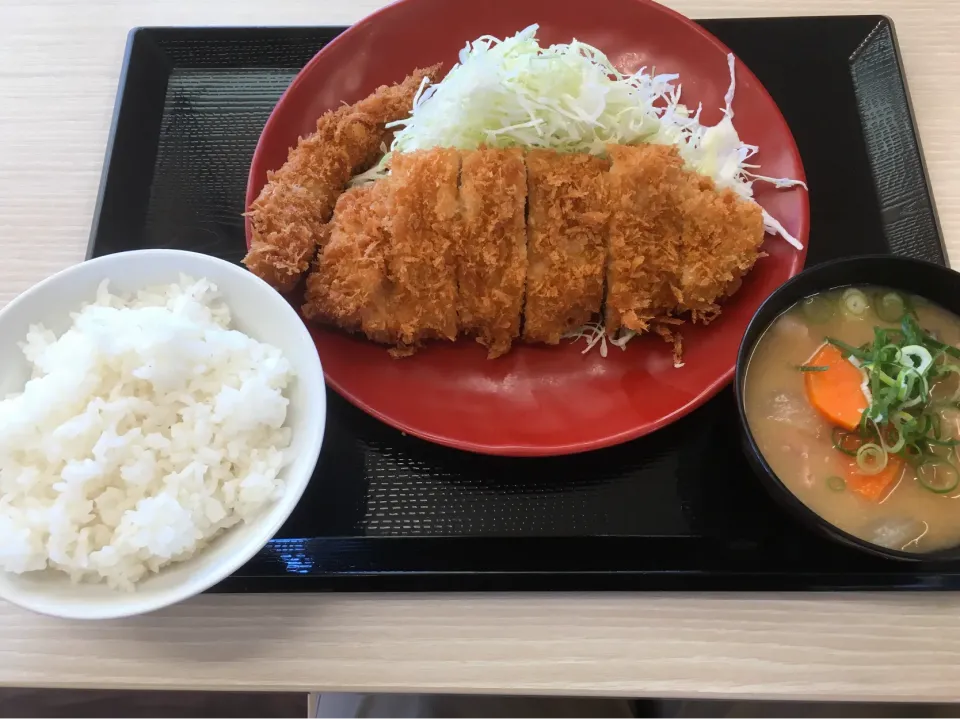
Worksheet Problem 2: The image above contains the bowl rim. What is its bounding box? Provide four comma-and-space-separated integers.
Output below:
734, 254, 960, 563
0, 249, 326, 619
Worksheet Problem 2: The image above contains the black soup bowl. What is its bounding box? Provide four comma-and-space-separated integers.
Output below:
734, 255, 960, 563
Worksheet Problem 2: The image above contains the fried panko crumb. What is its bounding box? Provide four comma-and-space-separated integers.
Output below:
673, 174, 766, 322
385, 149, 461, 349
523, 150, 609, 345
302, 183, 396, 345
605, 142, 764, 337
457, 148, 528, 358
605, 143, 687, 336
301, 141, 763, 362
303, 148, 462, 358
243, 65, 441, 293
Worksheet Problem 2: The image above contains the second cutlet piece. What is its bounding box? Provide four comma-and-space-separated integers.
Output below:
457, 148, 527, 358
523, 150, 610, 345
243, 65, 440, 293
605, 144, 687, 336
386, 149, 461, 346
301, 182, 397, 345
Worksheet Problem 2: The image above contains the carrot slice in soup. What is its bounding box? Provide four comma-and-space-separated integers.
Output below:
804, 344, 868, 431
844, 455, 903, 501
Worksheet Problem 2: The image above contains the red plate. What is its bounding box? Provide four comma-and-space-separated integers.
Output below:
246, 0, 809, 456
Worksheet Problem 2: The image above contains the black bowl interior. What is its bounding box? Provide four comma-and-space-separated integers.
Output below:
735, 255, 960, 562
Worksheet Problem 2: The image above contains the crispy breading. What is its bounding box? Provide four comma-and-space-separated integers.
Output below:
457, 148, 528, 358
302, 183, 397, 345
606, 143, 764, 335
605, 143, 688, 336
300, 144, 764, 361
243, 65, 441, 293
303, 149, 462, 357
673, 174, 765, 323
523, 150, 609, 345
386, 149, 461, 348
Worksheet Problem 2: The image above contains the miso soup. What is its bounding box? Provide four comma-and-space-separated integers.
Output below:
744, 285, 960, 553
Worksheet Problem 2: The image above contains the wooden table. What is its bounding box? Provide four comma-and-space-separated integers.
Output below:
2, 0, 959, 703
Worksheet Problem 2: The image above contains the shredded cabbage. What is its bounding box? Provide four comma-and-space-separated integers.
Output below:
390, 24, 673, 156
351, 24, 805, 248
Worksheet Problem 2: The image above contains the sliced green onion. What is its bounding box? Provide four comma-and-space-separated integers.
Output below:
818, 299, 960, 470
900, 371, 928, 408
917, 458, 960, 493
903, 314, 960, 360
874, 418, 906, 454
901, 442, 924, 465
801, 295, 835, 324
842, 288, 869, 316
901, 314, 925, 345
930, 411, 944, 440
825, 336, 871, 361
796, 365, 829, 372
877, 370, 899, 388
900, 345, 934, 374
876, 292, 907, 323
886, 435, 905, 455
896, 369, 914, 401
826, 475, 846, 492
893, 410, 915, 426
856, 443, 888, 475
878, 344, 902, 365
927, 336, 960, 361
832, 427, 860, 456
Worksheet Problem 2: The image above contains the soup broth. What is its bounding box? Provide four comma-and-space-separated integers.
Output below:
745, 285, 960, 553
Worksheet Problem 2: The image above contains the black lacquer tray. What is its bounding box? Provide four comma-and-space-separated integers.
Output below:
89, 16, 955, 592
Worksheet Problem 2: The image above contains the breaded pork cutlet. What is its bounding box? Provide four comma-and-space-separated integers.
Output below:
523, 150, 609, 345
386, 149, 461, 352
243, 65, 441, 293
674, 174, 765, 322
605, 144, 687, 336
302, 183, 397, 345
300, 144, 763, 360
457, 147, 528, 358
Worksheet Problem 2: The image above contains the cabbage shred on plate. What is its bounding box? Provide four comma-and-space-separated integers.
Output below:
351, 24, 805, 249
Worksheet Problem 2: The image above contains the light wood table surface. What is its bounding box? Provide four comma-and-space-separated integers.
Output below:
2, 0, 960, 703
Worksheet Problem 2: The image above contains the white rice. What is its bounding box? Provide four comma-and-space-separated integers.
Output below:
0, 276, 293, 589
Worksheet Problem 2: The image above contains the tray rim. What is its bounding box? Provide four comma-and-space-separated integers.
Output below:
849, 16, 949, 266
85, 15, 956, 593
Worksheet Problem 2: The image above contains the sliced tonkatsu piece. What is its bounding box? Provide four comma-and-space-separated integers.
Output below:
673, 174, 765, 323
243, 65, 440, 293
244, 106, 352, 293
457, 147, 528, 358
604, 143, 687, 336
301, 183, 397, 345
522, 150, 610, 345
386, 149, 461, 347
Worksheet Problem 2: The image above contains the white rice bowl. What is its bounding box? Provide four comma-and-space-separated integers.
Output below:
0, 250, 325, 618
1, 276, 292, 589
